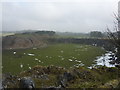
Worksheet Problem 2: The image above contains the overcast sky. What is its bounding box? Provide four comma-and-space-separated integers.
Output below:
2, 0, 119, 33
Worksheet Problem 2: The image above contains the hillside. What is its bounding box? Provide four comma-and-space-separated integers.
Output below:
2, 65, 120, 88
2, 31, 55, 49
2, 31, 120, 89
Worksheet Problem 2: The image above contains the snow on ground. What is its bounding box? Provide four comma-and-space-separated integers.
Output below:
22, 49, 117, 70
28, 53, 35, 56
68, 59, 73, 62
20, 64, 23, 68
88, 52, 116, 69
74, 63, 85, 67
29, 67, 31, 69
75, 60, 81, 63
95, 52, 116, 67
13, 52, 16, 54
35, 58, 38, 61
38, 60, 41, 62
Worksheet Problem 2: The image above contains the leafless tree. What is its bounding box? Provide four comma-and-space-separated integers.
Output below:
107, 13, 120, 65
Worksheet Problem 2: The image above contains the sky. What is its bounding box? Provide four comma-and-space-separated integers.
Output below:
1, 0, 119, 33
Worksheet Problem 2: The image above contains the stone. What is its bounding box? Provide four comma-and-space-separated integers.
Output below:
63, 72, 75, 81
19, 77, 35, 88
57, 72, 75, 88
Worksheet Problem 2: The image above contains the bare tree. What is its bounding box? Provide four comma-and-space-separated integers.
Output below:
106, 1, 120, 65
107, 7, 120, 65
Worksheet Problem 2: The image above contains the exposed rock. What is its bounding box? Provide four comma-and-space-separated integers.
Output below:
19, 77, 35, 88
2, 35, 47, 49
3, 34, 114, 50
57, 72, 76, 88
2, 73, 18, 88
63, 72, 75, 82
2, 65, 120, 88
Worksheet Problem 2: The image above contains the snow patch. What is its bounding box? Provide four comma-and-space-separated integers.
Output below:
20, 64, 23, 68
29, 67, 31, 69
28, 53, 35, 56
38, 60, 41, 62
35, 58, 38, 61
68, 59, 73, 62
95, 52, 116, 67
75, 60, 81, 63
13, 52, 16, 54
88, 52, 117, 69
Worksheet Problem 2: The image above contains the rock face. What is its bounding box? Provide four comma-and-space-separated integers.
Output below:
19, 77, 35, 88
57, 72, 76, 88
2, 73, 18, 88
2, 35, 47, 49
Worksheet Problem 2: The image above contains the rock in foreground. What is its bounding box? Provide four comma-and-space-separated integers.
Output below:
2, 65, 120, 88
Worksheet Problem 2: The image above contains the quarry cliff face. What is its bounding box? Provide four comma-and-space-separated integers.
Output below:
2, 35, 47, 49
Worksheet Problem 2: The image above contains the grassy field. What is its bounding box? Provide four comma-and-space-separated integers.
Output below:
2, 43, 106, 74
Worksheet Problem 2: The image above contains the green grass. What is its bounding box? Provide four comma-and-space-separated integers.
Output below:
2, 43, 106, 74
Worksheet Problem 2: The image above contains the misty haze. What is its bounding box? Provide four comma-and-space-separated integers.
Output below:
1, 0, 120, 89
